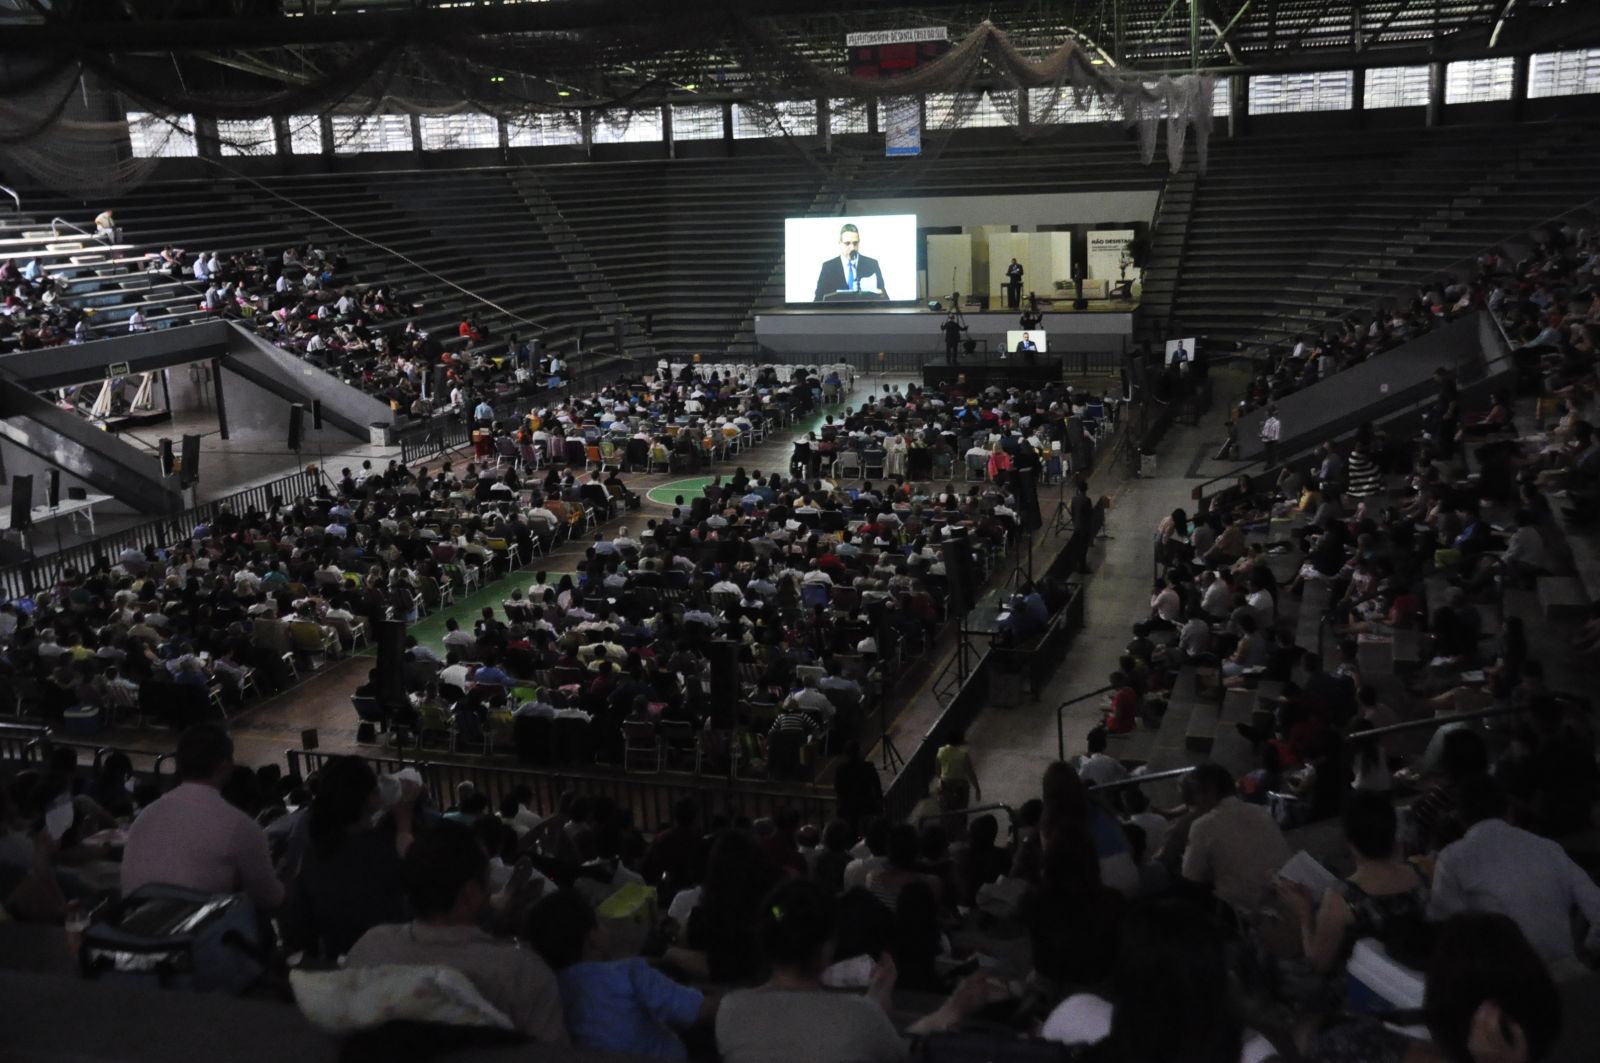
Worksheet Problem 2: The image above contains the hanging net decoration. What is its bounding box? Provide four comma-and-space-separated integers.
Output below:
0, 19, 1213, 197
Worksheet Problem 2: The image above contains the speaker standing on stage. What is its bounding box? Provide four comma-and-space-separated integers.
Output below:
1005, 258, 1024, 309
941, 313, 967, 366
814, 223, 888, 301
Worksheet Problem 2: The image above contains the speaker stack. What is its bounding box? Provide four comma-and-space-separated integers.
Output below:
9, 475, 32, 531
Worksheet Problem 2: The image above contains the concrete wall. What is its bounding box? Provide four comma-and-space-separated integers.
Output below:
0, 379, 184, 514
224, 324, 395, 439
0, 437, 137, 521
847, 191, 1160, 230
6, 324, 230, 391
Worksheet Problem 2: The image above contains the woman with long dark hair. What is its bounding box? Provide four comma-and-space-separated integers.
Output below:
678, 829, 778, 982
283, 756, 415, 958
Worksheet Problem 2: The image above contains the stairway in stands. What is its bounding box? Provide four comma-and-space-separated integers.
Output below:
1163, 121, 1600, 356
1131, 166, 1197, 344
368, 169, 609, 354
537, 157, 823, 358
727, 156, 859, 354
505, 170, 652, 360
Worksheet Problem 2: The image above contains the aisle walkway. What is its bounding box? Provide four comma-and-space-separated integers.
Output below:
956, 398, 1230, 814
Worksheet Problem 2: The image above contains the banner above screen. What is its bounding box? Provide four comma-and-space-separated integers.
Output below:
785, 214, 917, 305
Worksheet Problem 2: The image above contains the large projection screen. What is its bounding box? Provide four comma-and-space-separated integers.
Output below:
1006, 330, 1049, 353
785, 214, 916, 304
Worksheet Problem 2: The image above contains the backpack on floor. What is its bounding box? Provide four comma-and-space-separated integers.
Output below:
80, 883, 266, 994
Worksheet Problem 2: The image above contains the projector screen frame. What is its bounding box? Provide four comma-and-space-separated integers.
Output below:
784, 213, 918, 306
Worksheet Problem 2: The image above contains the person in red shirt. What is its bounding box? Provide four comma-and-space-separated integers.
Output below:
1105, 671, 1139, 734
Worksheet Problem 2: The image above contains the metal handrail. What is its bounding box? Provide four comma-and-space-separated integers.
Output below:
1088, 765, 1196, 793
0, 184, 18, 213
1189, 345, 1509, 511
48, 217, 93, 239
1056, 683, 1116, 762
1346, 705, 1520, 742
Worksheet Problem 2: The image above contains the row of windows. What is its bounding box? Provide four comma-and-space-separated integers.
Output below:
1246, 50, 1600, 114
130, 49, 1600, 157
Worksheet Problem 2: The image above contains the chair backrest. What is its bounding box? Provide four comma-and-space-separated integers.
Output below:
251, 617, 291, 651
621, 719, 656, 747
453, 704, 487, 744
471, 683, 509, 710
288, 621, 324, 650
658, 719, 695, 745
351, 695, 386, 722
514, 713, 554, 764
553, 716, 592, 762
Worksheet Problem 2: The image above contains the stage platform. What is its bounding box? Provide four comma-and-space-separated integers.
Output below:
754, 305, 1134, 357
921, 359, 1064, 390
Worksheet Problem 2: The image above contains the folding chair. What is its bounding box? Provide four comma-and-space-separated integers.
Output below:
658, 719, 701, 774
621, 720, 661, 773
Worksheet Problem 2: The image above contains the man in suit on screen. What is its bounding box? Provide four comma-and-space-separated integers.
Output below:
1015, 331, 1039, 365
814, 223, 888, 301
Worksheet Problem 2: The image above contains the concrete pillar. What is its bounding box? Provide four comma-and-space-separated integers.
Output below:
211, 357, 229, 441
1511, 52, 1530, 121
1426, 61, 1445, 128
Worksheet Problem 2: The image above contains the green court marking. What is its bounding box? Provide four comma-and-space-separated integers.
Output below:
366, 568, 577, 656
646, 477, 716, 507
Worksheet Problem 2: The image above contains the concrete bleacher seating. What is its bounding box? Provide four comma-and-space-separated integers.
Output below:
1538, 575, 1590, 621
844, 134, 1169, 198
537, 157, 823, 356
1162, 121, 1600, 353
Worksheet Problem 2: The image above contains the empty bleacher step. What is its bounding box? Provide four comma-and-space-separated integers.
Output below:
1184, 701, 1220, 754
1537, 576, 1590, 621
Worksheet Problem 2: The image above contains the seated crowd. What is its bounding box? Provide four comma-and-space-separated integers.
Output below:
459, 359, 840, 478
786, 378, 1113, 488
385, 447, 1038, 776
1094, 232, 1600, 1058
0, 254, 92, 353
0, 452, 632, 731
3, 712, 1590, 1063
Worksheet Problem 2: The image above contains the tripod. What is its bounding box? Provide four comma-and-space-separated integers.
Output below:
1047, 468, 1072, 536
878, 699, 905, 773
